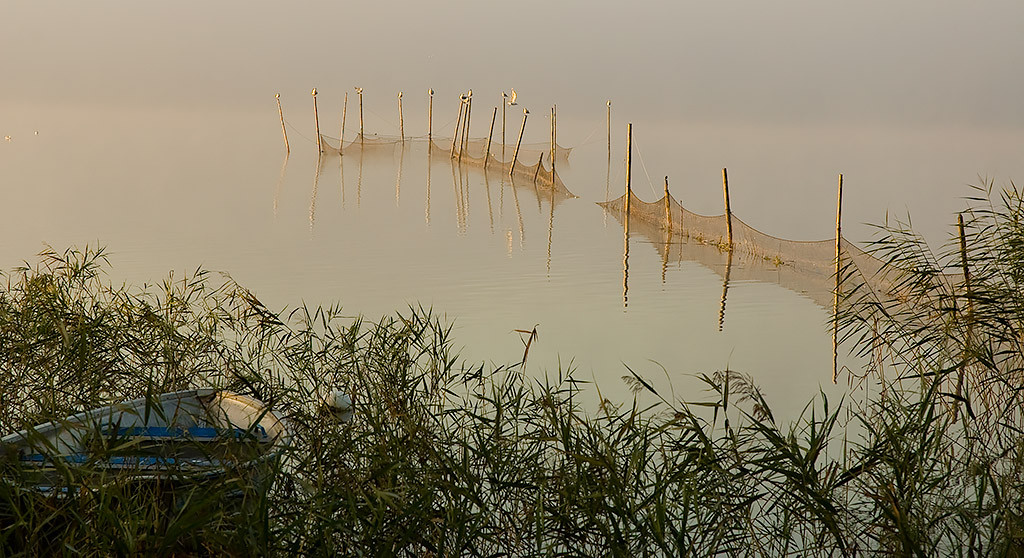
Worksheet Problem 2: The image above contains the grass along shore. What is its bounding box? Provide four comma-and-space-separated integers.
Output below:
3, 185, 1024, 556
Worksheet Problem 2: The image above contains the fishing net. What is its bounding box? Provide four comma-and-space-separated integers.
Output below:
598, 191, 938, 310
318, 132, 577, 201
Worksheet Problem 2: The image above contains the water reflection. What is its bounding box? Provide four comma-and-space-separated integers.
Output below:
719, 250, 733, 332
309, 154, 323, 230
273, 154, 289, 218
484, 167, 495, 233
622, 222, 630, 309
425, 143, 432, 225
395, 143, 404, 207
338, 149, 346, 208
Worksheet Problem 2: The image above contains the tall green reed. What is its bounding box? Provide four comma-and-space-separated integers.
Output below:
3, 192, 1024, 558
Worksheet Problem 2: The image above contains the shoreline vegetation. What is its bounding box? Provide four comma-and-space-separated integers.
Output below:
2, 185, 1024, 556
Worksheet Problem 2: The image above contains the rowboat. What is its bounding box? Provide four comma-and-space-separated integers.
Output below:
0, 389, 290, 493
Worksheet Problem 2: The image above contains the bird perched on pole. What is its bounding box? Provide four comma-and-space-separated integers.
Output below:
508, 89, 517, 106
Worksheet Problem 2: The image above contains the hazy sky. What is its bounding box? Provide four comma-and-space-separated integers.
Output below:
3, 0, 1022, 130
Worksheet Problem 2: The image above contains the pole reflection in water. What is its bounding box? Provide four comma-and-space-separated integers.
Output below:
338, 149, 345, 209
425, 143, 431, 225
310, 154, 324, 230
661, 228, 670, 284
357, 147, 363, 207
484, 167, 495, 234
546, 196, 555, 277
509, 174, 525, 248
395, 143, 404, 207
719, 249, 734, 332
274, 153, 289, 218
622, 224, 630, 309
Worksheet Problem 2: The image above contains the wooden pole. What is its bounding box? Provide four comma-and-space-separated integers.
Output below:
607, 100, 612, 160
341, 92, 348, 146
312, 88, 322, 153
276, 94, 290, 154
451, 99, 464, 159
533, 153, 544, 183
398, 92, 404, 143
510, 108, 528, 177
550, 105, 556, 182
664, 176, 671, 231
428, 88, 434, 141
356, 87, 364, 141
625, 123, 633, 220
502, 92, 507, 159
833, 173, 843, 384
484, 106, 497, 168
461, 95, 472, 160
722, 168, 733, 249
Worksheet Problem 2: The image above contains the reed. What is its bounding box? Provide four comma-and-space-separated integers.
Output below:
3, 204, 1024, 557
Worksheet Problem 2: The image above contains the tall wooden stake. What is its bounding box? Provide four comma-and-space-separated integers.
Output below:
312, 88, 322, 153
607, 100, 612, 160
398, 92, 404, 143
484, 106, 497, 168
428, 88, 434, 141
533, 153, 544, 182
722, 168, 733, 248
450, 100, 464, 159
356, 87, 364, 141
833, 173, 843, 384
510, 108, 528, 177
341, 92, 348, 145
625, 123, 633, 222
276, 94, 290, 154
664, 176, 672, 231
550, 105, 556, 182
502, 92, 507, 160
461, 95, 472, 160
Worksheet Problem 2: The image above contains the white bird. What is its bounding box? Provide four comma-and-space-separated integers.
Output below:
508, 88, 517, 106
311, 88, 317, 96
325, 390, 354, 423
3, 135, 10, 142
428, 88, 434, 96
354, 87, 363, 94
524, 108, 529, 115
398, 91, 403, 98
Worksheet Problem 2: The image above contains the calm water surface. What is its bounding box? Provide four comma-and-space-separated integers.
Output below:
4, 1, 1024, 420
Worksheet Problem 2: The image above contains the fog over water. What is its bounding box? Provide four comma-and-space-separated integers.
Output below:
3, 0, 1023, 417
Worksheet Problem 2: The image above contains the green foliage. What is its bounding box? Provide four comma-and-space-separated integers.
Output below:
4, 183, 1024, 558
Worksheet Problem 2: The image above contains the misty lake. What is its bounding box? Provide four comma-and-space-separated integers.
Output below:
4, 1, 1024, 421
